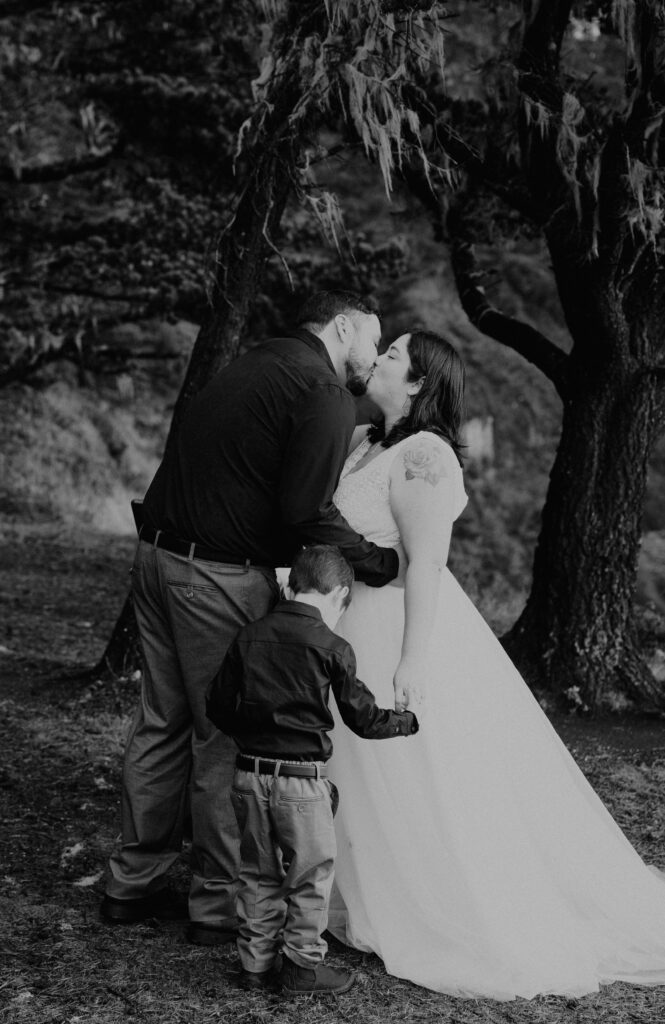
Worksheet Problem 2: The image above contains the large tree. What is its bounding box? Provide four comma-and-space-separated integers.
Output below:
399, 0, 665, 711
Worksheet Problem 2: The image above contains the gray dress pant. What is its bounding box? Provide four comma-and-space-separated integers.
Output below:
106, 539, 279, 926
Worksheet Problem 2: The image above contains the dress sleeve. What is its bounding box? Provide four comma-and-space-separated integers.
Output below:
279, 384, 399, 586
331, 644, 419, 739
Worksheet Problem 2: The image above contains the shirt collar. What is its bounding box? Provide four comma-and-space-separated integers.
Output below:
289, 327, 337, 377
275, 599, 323, 621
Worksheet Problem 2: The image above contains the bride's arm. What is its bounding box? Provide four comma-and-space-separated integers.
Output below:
388, 435, 455, 710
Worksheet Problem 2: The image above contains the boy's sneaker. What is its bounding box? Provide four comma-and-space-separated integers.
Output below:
278, 960, 354, 994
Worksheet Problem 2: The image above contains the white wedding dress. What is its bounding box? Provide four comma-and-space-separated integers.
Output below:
327, 431, 665, 1000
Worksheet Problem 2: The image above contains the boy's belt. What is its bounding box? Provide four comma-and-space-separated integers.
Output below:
235, 754, 328, 779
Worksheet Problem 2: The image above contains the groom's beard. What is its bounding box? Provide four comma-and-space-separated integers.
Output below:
345, 360, 374, 397
346, 372, 368, 397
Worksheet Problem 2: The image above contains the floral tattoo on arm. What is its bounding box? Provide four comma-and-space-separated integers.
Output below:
403, 440, 448, 487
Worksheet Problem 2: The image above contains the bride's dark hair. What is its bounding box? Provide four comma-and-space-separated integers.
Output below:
367, 330, 465, 462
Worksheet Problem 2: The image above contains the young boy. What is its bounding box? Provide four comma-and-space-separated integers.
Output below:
206, 544, 419, 996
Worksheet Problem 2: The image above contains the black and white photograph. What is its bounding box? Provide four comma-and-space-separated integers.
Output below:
2, 2, 665, 1022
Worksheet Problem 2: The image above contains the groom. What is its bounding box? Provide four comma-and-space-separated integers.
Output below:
101, 290, 399, 946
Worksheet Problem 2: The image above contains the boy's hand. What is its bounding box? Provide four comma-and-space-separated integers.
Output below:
400, 710, 419, 734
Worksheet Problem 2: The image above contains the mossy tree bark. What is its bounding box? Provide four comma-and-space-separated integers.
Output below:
504, 314, 665, 710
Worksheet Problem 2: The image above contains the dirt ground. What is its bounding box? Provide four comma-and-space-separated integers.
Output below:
2, 525, 665, 1024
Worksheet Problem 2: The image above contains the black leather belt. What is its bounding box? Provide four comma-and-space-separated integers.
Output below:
140, 524, 250, 567
235, 754, 328, 779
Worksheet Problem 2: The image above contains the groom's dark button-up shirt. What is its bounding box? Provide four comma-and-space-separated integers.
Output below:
206, 600, 418, 761
142, 328, 398, 586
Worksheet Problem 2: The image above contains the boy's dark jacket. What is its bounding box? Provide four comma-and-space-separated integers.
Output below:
206, 599, 418, 762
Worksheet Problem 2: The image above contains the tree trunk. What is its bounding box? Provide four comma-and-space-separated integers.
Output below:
504, 250, 665, 712
165, 144, 294, 449
503, 368, 663, 711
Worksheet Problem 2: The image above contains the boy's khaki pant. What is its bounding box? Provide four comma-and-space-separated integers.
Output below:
231, 767, 337, 972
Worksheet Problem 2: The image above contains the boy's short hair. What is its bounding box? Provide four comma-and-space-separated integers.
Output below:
288, 545, 354, 609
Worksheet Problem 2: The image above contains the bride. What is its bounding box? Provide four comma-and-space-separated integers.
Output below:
328, 328, 665, 1000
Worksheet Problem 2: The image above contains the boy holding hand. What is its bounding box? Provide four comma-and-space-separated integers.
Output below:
206, 545, 418, 995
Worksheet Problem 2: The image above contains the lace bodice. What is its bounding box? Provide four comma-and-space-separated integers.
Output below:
334, 431, 468, 549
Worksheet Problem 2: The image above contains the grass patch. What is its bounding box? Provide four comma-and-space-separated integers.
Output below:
2, 530, 665, 1023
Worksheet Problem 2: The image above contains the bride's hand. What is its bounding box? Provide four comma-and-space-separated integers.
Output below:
394, 656, 425, 712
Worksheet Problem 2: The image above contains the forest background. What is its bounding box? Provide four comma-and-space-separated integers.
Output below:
2, 2, 665, 1022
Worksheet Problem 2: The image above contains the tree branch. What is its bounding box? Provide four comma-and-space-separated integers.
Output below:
0, 138, 123, 184
622, 1, 665, 163
0, 343, 81, 389
447, 199, 570, 399
397, 154, 570, 394
514, 1, 580, 216
519, 0, 576, 78
431, 119, 543, 223
0, 0, 58, 16
95, 347, 184, 362
38, 282, 151, 303
399, 86, 545, 223
3, 214, 129, 249
0, 342, 181, 389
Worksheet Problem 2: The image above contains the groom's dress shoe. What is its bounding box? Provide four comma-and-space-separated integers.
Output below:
100, 888, 188, 924
278, 961, 354, 994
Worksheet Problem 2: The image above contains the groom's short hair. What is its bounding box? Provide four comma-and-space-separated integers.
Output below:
288, 545, 354, 608
295, 291, 379, 332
